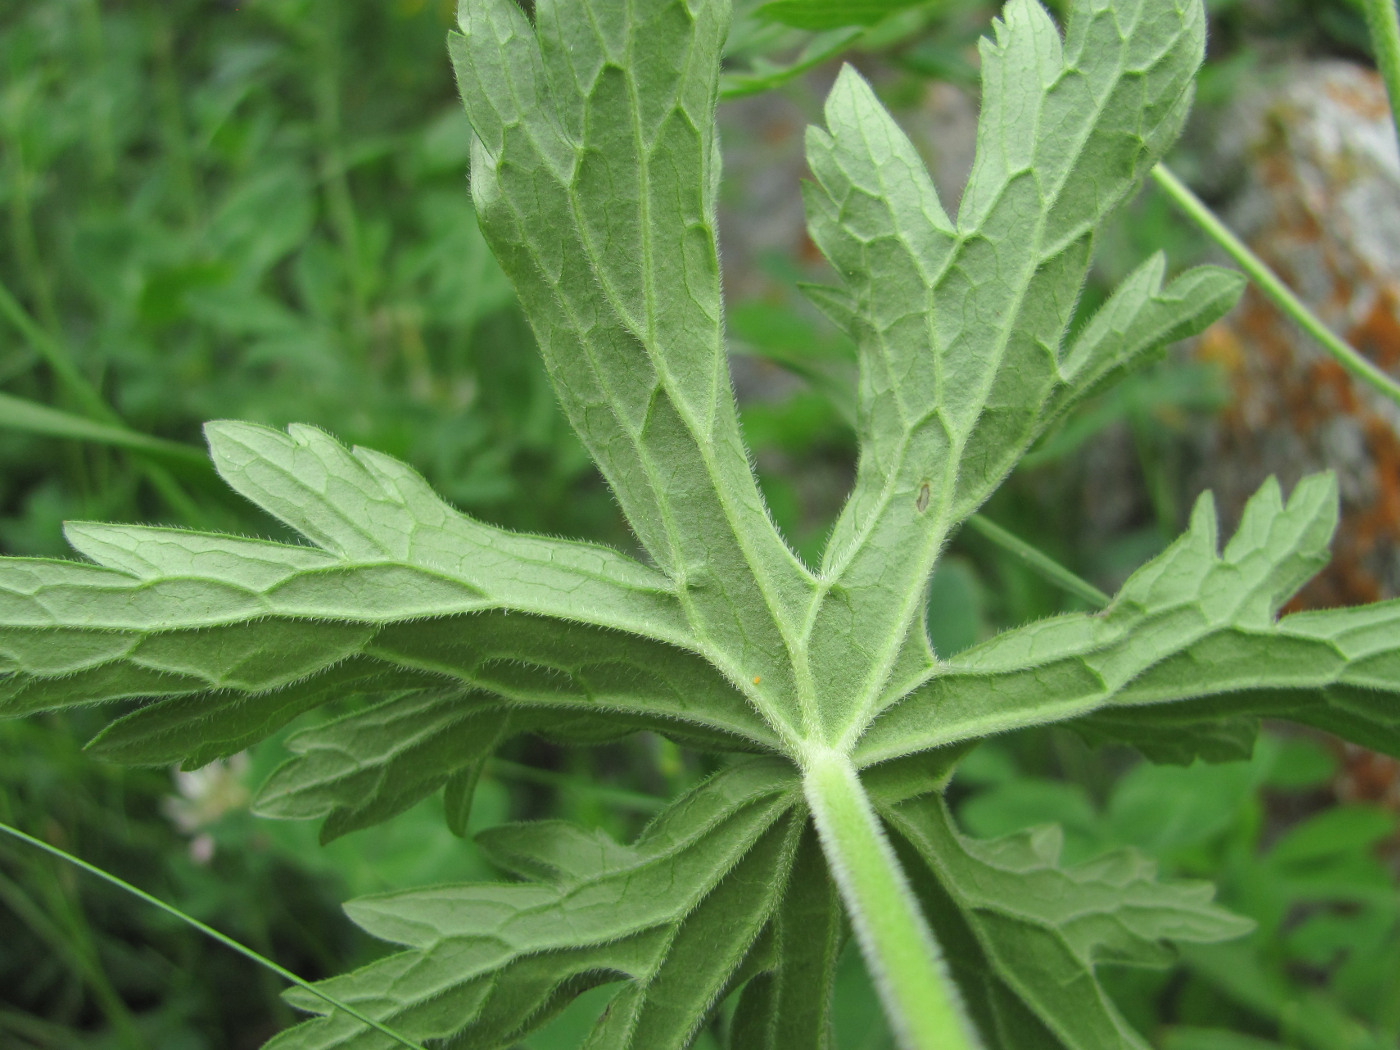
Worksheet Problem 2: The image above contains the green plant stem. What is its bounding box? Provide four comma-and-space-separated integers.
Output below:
1150, 164, 1400, 408
803, 749, 980, 1050
1362, 0, 1400, 145
720, 27, 865, 99
0, 821, 427, 1050
963, 513, 1110, 608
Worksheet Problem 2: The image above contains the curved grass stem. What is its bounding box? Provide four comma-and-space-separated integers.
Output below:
0, 820, 426, 1050
964, 513, 1110, 608
1361, 0, 1400, 146
1150, 164, 1400, 408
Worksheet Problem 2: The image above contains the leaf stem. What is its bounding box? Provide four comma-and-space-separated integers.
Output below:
0, 821, 427, 1050
964, 513, 1110, 608
720, 27, 864, 99
1149, 164, 1400, 408
802, 749, 981, 1050
1361, 0, 1400, 146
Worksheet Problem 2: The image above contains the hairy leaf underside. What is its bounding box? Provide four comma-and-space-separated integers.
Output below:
2, 0, 1397, 1046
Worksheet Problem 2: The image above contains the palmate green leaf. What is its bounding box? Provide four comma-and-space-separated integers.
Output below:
855, 473, 1400, 769
450, 0, 817, 735
74, 610, 773, 765
251, 694, 507, 842
251, 693, 769, 843
1068, 708, 1262, 765
267, 758, 1240, 1050
0, 421, 778, 763
6, 0, 1399, 1046
727, 824, 845, 1049
880, 792, 1253, 1050
799, 0, 1243, 737
263, 761, 830, 1050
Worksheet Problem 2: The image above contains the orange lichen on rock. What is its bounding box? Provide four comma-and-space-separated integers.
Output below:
1195, 61, 1400, 608
1350, 288, 1400, 370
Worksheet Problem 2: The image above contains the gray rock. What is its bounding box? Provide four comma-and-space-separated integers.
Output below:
1195, 61, 1400, 605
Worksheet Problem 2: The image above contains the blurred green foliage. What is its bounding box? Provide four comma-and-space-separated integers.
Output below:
956, 733, 1400, 1048
1, 0, 610, 561
0, 1, 635, 1043
1, 0, 1395, 1046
